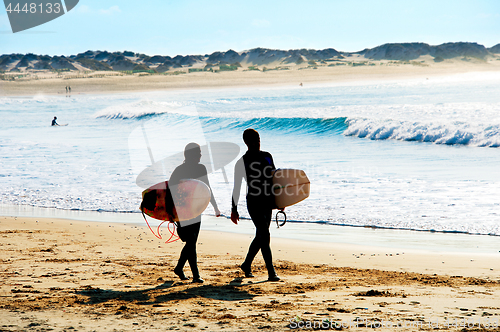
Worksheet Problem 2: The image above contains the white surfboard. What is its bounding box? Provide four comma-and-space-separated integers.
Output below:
273, 169, 310, 209
171, 179, 211, 225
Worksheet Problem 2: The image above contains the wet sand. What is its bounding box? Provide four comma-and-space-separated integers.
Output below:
1, 216, 499, 331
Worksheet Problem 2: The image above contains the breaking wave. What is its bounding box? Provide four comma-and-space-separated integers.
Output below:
345, 118, 500, 147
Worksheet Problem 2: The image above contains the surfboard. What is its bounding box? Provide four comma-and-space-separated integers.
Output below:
140, 179, 211, 223
273, 169, 310, 209
136, 142, 240, 188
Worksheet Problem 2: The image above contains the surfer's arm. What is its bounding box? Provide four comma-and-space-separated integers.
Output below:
267, 152, 276, 171
200, 170, 221, 217
208, 189, 220, 216
231, 158, 244, 224
267, 153, 284, 211
169, 165, 181, 186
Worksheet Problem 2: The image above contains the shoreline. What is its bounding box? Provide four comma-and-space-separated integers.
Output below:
2, 61, 500, 97
1, 216, 499, 331
2, 204, 500, 255
1, 216, 499, 278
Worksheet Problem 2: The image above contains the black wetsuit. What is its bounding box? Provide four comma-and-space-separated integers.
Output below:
232, 150, 277, 277
169, 162, 216, 279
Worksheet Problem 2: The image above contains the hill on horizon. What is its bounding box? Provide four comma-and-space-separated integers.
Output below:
1, 42, 499, 73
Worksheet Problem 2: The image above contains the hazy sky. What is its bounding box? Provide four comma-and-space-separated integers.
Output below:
1, 0, 500, 56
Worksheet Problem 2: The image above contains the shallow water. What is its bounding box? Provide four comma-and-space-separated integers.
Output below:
1, 72, 500, 236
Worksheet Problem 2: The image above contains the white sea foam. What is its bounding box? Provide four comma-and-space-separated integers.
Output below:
345, 118, 500, 147
93, 99, 187, 119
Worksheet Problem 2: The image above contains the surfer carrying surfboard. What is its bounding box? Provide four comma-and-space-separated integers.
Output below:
231, 129, 281, 282
169, 142, 221, 283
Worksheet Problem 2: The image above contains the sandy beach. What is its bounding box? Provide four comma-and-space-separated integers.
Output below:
2, 58, 500, 97
1, 216, 499, 331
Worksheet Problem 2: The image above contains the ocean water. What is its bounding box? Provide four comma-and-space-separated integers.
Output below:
1, 72, 500, 237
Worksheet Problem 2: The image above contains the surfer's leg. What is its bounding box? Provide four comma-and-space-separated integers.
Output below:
245, 204, 277, 278
186, 223, 202, 281
174, 248, 189, 280
242, 202, 263, 271
175, 222, 200, 280
257, 209, 277, 278
174, 227, 189, 280
242, 231, 260, 268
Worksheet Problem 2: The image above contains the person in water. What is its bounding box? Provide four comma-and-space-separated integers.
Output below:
169, 142, 221, 283
231, 129, 281, 281
51, 116, 59, 126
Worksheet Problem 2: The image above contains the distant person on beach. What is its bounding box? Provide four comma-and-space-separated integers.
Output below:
68, 86, 71, 94
51, 116, 59, 126
231, 129, 281, 282
169, 142, 221, 283
65, 86, 68, 94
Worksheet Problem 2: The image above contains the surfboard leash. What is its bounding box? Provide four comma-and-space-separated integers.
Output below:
275, 210, 287, 228
142, 210, 180, 243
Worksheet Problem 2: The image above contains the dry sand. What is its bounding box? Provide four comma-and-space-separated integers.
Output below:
2, 59, 500, 96
1, 216, 499, 331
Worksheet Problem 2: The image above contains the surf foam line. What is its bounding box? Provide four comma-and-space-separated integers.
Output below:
345, 118, 500, 148
282, 219, 500, 237
93, 100, 186, 119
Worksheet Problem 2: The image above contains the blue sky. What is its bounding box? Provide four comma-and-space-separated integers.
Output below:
1, 0, 500, 56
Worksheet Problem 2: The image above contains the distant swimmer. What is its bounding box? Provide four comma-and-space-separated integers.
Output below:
299, 82, 303, 86
52, 116, 68, 126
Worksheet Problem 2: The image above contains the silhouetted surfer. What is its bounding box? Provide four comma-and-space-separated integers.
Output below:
231, 129, 281, 281
169, 142, 221, 283
51, 116, 59, 126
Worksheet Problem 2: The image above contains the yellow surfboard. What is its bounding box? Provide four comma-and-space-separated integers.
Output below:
273, 169, 310, 209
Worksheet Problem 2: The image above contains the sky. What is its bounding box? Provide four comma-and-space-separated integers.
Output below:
1, 0, 500, 57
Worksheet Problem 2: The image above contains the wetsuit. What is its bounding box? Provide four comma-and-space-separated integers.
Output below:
232, 150, 277, 277
169, 162, 217, 279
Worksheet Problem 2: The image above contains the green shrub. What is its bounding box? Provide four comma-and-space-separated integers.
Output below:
218, 64, 238, 71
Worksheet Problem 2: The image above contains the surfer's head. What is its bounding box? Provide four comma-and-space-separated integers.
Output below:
243, 128, 260, 151
184, 142, 202, 163
54, 116, 57, 120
